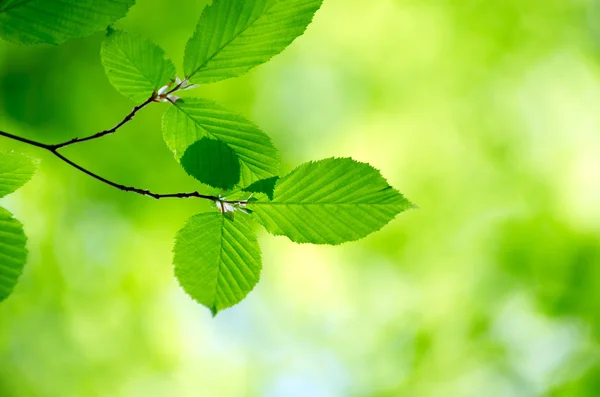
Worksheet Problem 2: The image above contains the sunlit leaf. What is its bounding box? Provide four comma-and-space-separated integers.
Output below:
0, 152, 35, 302
173, 212, 261, 315
0, 151, 37, 199
184, 0, 323, 83
0, 207, 27, 302
162, 98, 279, 187
0, 0, 135, 45
248, 158, 414, 245
101, 30, 176, 103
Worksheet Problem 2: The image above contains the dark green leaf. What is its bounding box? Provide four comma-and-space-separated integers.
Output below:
243, 176, 279, 200
180, 138, 241, 190
0, 0, 135, 45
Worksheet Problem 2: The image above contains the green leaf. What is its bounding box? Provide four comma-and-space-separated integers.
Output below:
248, 158, 414, 245
0, 0, 135, 45
162, 98, 280, 187
0, 152, 35, 302
0, 151, 37, 199
101, 30, 176, 103
180, 138, 241, 190
184, 0, 323, 84
173, 212, 262, 315
0, 207, 27, 302
243, 176, 279, 200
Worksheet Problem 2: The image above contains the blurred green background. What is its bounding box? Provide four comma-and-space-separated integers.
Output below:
2, 0, 600, 395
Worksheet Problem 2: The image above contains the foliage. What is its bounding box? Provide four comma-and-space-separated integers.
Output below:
0, 0, 413, 314
173, 213, 261, 315
0, 0, 134, 45
101, 29, 176, 103
184, 0, 324, 83
0, 152, 36, 302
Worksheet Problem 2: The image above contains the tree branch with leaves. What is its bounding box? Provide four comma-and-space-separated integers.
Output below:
0, 0, 414, 315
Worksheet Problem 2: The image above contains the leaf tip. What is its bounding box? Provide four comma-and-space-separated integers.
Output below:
210, 305, 219, 317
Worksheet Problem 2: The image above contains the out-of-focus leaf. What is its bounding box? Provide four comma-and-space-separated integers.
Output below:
0, 151, 37, 199
0, 152, 35, 302
0, 0, 135, 45
0, 207, 27, 302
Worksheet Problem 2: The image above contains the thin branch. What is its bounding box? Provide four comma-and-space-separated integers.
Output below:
50, 96, 155, 150
0, 130, 53, 150
50, 150, 216, 200
0, 92, 250, 206
0, 129, 243, 203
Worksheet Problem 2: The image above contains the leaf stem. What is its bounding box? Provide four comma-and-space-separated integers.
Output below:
0, 113, 246, 204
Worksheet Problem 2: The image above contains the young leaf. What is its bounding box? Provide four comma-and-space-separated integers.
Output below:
101, 30, 176, 103
184, 0, 323, 84
173, 213, 261, 315
243, 176, 279, 200
162, 98, 280, 187
0, 151, 37, 198
0, 207, 27, 302
0, 0, 135, 45
180, 138, 241, 190
248, 158, 414, 245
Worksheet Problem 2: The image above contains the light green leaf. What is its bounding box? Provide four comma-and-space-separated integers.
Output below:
162, 98, 280, 187
184, 0, 323, 83
101, 30, 176, 103
0, 151, 37, 199
180, 137, 241, 190
248, 158, 414, 245
0, 0, 135, 45
173, 213, 262, 315
0, 207, 27, 302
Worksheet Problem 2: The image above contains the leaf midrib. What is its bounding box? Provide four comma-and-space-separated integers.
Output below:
213, 215, 226, 311
110, 38, 171, 92
250, 201, 406, 206
187, 0, 280, 79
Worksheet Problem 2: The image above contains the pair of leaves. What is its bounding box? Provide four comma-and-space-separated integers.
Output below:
173, 158, 413, 313
0, 152, 36, 302
0, 0, 135, 45
99, 0, 414, 314
102, 0, 324, 94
